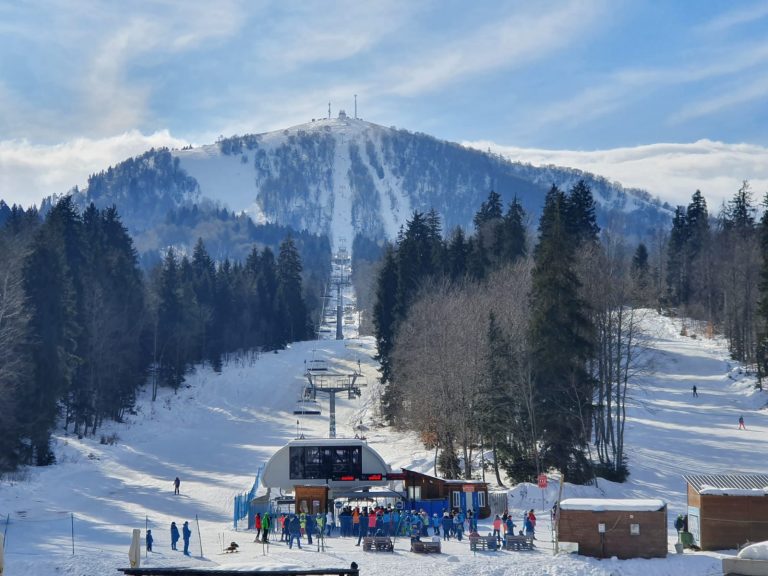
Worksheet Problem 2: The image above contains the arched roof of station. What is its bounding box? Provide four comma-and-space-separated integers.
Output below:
262, 437, 391, 492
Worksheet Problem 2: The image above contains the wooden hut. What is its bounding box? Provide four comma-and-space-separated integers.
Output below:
401, 469, 491, 519
684, 473, 768, 551
557, 498, 667, 559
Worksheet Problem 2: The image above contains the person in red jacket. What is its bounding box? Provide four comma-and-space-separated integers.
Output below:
527, 509, 537, 539
254, 513, 262, 541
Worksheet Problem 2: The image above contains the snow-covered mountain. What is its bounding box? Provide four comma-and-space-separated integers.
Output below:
63, 113, 672, 255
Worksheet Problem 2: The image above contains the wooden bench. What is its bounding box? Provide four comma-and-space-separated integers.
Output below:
411, 539, 441, 554
469, 536, 498, 552
362, 536, 394, 552
504, 535, 534, 551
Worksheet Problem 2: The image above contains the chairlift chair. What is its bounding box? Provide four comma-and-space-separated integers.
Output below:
293, 399, 321, 415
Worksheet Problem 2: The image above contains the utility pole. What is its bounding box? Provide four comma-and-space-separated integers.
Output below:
328, 101, 331, 119
354, 94, 357, 119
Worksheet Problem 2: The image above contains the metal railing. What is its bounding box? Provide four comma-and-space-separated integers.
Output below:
119, 562, 360, 576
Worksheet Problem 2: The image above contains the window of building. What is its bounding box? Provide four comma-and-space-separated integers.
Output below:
289, 445, 363, 480
478, 491, 486, 508
408, 486, 422, 501
452, 491, 461, 508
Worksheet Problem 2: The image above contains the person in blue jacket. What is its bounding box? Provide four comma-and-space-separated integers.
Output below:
146, 529, 153, 552
431, 513, 440, 536
523, 514, 533, 538
170, 522, 180, 550
505, 516, 516, 542
306, 513, 316, 545
182, 521, 192, 556
288, 515, 302, 549
441, 512, 452, 541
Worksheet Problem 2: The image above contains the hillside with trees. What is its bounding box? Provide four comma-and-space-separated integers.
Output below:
372, 179, 768, 485
0, 198, 320, 471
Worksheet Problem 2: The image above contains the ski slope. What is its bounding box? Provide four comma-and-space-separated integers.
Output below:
1, 311, 766, 576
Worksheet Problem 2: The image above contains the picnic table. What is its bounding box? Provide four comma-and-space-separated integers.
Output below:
504, 534, 534, 551
410, 539, 441, 553
362, 536, 394, 552
469, 535, 498, 551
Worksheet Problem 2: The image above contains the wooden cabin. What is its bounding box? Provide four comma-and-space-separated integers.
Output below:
684, 473, 768, 551
557, 498, 667, 559
401, 469, 491, 519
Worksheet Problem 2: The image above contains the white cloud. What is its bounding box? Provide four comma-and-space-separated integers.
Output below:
534, 40, 768, 132
698, 2, 768, 33
671, 73, 768, 123
0, 130, 189, 207
464, 139, 768, 209
385, 0, 605, 96
259, 0, 414, 68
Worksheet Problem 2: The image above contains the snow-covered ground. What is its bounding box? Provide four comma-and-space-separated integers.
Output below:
1, 310, 765, 576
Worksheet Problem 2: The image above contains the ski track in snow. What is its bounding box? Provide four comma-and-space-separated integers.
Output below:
1, 308, 764, 575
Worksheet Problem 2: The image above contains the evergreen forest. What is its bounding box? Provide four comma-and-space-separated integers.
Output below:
0, 197, 320, 471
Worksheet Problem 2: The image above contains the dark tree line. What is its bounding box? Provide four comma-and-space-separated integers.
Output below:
0, 197, 318, 472
663, 183, 765, 369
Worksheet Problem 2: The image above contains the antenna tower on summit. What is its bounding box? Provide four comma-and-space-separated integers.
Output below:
354, 94, 357, 119
328, 101, 331, 119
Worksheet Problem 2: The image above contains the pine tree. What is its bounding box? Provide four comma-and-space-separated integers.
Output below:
719, 182, 759, 362
446, 227, 468, 281
477, 313, 516, 486
495, 197, 527, 263
91, 206, 145, 426
473, 190, 503, 229
21, 209, 81, 464
631, 243, 652, 305
566, 180, 600, 246
277, 235, 309, 344
373, 246, 399, 420
191, 238, 217, 363
395, 211, 435, 317
666, 206, 688, 307
529, 185, 594, 482
157, 249, 186, 389
256, 247, 280, 348
0, 231, 31, 471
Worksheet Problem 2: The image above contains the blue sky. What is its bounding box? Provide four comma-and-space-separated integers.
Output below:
2, 0, 768, 208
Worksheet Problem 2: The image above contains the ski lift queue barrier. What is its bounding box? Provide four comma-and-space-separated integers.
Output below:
233, 463, 264, 530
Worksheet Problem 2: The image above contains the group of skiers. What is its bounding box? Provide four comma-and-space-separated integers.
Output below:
278, 511, 328, 548
491, 509, 536, 543
146, 521, 191, 555
142, 477, 191, 556
170, 520, 192, 555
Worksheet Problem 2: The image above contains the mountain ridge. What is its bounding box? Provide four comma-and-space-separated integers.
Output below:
50, 114, 673, 255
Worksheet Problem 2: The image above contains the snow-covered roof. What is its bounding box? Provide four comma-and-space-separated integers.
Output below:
684, 474, 768, 494
559, 498, 666, 512
402, 468, 487, 485
738, 541, 768, 560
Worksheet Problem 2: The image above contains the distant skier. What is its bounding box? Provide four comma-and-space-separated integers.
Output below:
692, 385, 698, 397
174, 476, 181, 495
146, 529, 153, 552
170, 521, 180, 550
739, 415, 746, 430
182, 521, 191, 556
